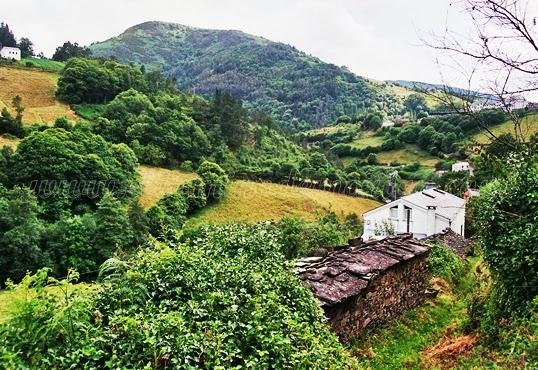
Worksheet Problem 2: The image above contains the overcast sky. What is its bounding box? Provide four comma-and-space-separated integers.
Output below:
2, 0, 536, 91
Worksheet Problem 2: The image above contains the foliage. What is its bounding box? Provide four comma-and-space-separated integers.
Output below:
52, 41, 92, 61
427, 243, 465, 286
472, 156, 538, 315
274, 212, 362, 259
56, 58, 147, 104
5, 127, 140, 213
434, 171, 470, 198
196, 161, 229, 203
0, 226, 354, 369
18, 38, 34, 58
0, 23, 16, 48
90, 21, 402, 130
0, 186, 46, 285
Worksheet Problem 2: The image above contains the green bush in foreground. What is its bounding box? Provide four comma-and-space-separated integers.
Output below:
427, 243, 465, 286
0, 224, 355, 369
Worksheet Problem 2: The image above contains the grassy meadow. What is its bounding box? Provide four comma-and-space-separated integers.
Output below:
0, 135, 20, 149
471, 113, 538, 143
138, 165, 199, 208
0, 66, 77, 124
188, 180, 380, 226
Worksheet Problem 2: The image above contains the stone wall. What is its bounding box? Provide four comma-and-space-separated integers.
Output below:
324, 254, 428, 343
296, 234, 430, 343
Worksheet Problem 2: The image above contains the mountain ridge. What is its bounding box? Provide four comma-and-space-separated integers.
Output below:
90, 21, 401, 130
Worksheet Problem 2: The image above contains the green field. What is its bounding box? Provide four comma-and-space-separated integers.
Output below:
350, 133, 385, 149
19, 57, 65, 73
376, 145, 440, 166
472, 114, 538, 143
188, 180, 380, 226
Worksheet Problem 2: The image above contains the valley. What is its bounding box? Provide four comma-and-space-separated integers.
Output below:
1, 5, 538, 368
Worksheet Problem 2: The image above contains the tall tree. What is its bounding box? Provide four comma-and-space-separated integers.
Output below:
52, 41, 92, 61
0, 22, 17, 48
93, 191, 133, 259
18, 37, 34, 58
212, 90, 247, 150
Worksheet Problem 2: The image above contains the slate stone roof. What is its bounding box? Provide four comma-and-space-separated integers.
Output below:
295, 234, 429, 307
424, 229, 470, 258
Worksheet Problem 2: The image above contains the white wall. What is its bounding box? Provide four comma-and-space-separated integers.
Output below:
363, 201, 465, 240
0, 48, 21, 61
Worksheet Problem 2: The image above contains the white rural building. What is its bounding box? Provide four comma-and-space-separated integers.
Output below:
362, 188, 465, 240
451, 161, 473, 175
0, 46, 21, 61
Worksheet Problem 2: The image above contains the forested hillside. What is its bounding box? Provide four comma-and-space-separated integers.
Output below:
90, 21, 402, 130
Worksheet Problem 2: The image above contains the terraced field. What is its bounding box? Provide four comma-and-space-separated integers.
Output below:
0, 66, 76, 124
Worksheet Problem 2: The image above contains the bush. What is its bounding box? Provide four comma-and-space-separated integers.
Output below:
177, 179, 207, 214
473, 157, 538, 314
0, 225, 355, 369
196, 161, 229, 203
427, 243, 465, 286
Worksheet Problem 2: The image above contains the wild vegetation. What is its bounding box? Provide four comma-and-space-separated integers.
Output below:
1, 3, 538, 367
90, 21, 403, 131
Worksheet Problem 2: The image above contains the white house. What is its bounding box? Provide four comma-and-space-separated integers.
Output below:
451, 161, 473, 175
381, 120, 395, 128
362, 188, 465, 240
0, 46, 21, 61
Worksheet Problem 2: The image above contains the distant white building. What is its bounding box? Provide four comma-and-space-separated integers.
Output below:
0, 46, 21, 61
470, 95, 528, 112
451, 161, 473, 174
382, 120, 395, 128
362, 188, 466, 240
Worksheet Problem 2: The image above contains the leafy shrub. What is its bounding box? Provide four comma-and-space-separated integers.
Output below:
147, 192, 187, 238
473, 157, 538, 313
427, 243, 465, 286
197, 161, 229, 203
0, 225, 355, 369
178, 179, 207, 214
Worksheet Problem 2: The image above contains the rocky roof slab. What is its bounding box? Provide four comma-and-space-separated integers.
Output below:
295, 234, 429, 307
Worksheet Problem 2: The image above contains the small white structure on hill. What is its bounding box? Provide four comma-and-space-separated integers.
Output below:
0, 46, 21, 61
362, 188, 466, 240
451, 161, 473, 175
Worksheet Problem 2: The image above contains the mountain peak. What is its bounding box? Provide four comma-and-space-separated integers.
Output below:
90, 22, 399, 129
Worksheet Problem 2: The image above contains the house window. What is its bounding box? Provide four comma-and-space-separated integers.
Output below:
390, 206, 398, 219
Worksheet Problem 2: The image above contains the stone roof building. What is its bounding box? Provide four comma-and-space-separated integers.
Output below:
295, 234, 429, 342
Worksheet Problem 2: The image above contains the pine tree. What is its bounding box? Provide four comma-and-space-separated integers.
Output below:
93, 191, 132, 261
0, 23, 17, 48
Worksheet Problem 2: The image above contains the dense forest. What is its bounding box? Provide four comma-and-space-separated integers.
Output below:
89, 21, 402, 131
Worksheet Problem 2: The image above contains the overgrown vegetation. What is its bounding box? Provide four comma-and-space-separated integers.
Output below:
0, 225, 356, 369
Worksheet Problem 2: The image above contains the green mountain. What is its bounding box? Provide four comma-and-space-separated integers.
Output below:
90, 21, 401, 130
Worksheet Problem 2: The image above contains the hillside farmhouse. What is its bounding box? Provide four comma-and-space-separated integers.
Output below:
296, 234, 429, 342
0, 46, 21, 61
362, 188, 465, 240
452, 161, 473, 175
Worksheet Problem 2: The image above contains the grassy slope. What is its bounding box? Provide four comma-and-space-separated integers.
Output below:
0, 66, 76, 124
0, 135, 19, 149
352, 256, 479, 369
188, 180, 380, 226
376, 145, 440, 167
19, 57, 65, 73
138, 165, 199, 208
472, 113, 538, 143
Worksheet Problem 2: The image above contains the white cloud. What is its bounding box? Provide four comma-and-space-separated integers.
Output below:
2, 0, 536, 97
